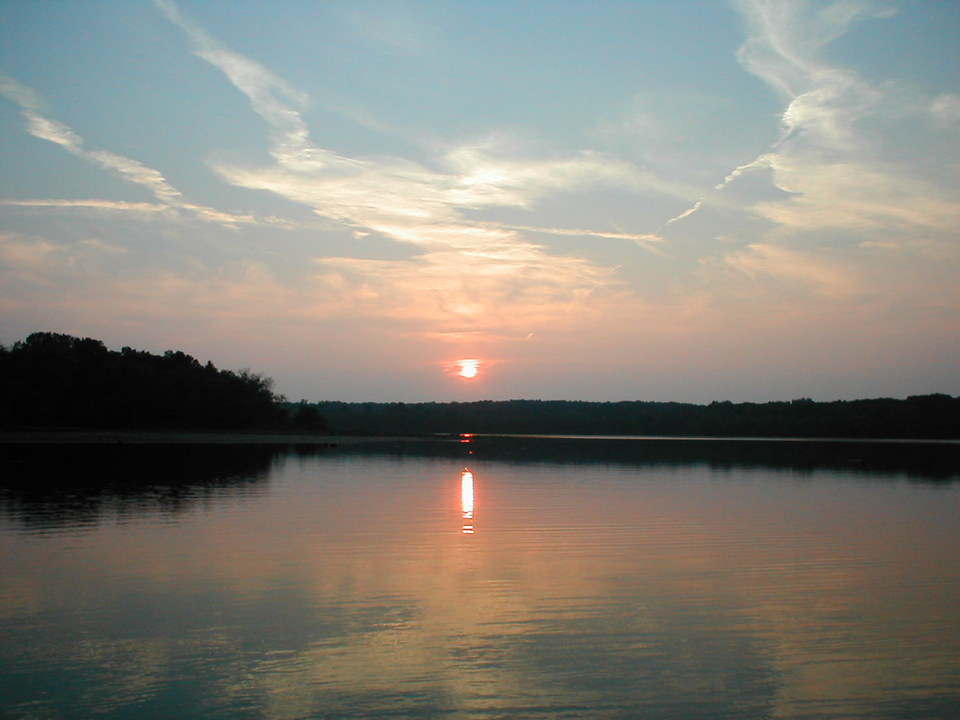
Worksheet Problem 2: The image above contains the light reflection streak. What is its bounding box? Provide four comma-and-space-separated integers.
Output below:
460, 468, 474, 534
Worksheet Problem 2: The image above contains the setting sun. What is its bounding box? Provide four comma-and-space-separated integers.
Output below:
456, 359, 480, 379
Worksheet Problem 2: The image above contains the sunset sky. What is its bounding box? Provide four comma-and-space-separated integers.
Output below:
2, 0, 958, 403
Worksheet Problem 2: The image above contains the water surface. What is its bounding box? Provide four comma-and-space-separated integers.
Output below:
1, 439, 958, 719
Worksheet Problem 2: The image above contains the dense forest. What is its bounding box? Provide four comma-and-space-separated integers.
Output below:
2, 332, 957, 438
0, 332, 324, 431
310, 395, 960, 439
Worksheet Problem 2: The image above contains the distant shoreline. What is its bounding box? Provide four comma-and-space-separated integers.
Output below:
2, 430, 958, 445
0, 430, 385, 445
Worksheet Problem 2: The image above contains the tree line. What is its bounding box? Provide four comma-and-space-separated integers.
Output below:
2, 332, 956, 438
312, 395, 960, 439
0, 332, 324, 431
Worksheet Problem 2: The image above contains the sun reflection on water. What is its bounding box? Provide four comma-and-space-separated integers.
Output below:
460, 468, 474, 534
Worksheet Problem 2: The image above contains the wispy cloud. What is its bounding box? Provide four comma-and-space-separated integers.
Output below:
714, 242, 861, 299
314, 247, 622, 337
734, 0, 897, 152
930, 92, 960, 126
0, 199, 174, 215
335, 1, 443, 57
4, 0, 956, 400
731, 1, 903, 156
494, 222, 665, 254
658, 1, 897, 230
0, 72, 277, 229
754, 156, 960, 232
2, 74, 180, 202
681, 0, 960, 291
153, 0, 658, 339
0, 228, 302, 335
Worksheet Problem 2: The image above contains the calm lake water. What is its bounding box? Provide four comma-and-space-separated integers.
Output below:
1, 438, 959, 720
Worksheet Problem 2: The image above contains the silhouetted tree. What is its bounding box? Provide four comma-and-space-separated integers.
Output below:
289, 401, 329, 432
1, 332, 297, 431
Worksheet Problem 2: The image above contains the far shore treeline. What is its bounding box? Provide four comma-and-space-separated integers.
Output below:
312, 395, 960, 439
2, 332, 959, 439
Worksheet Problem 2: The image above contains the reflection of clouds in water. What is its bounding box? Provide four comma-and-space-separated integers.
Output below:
1, 450, 958, 718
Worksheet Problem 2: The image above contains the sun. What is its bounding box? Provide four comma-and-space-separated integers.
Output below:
445, 358, 485, 380
456, 359, 480, 379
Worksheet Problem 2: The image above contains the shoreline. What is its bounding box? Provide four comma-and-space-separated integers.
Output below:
0, 430, 403, 445
2, 430, 957, 445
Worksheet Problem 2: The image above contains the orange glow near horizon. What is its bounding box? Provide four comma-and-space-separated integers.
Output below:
461, 468, 474, 534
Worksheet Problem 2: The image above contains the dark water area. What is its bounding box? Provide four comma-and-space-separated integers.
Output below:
1, 438, 959, 719
0, 444, 278, 533
336, 434, 960, 481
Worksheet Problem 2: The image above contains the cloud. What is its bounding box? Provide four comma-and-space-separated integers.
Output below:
733, 0, 894, 106
1, 74, 181, 203
0, 72, 285, 229
493, 223, 665, 254
441, 145, 657, 209
2, 32, 641, 347
1, 197, 308, 231
152, 0, 659, 338
714, 242, 861, 299
679, 0, 960, 289
659, 1, 899, 230
754, 156, 960, 233
153, 0, 344, 175
0, 199, 174, 216
930, 92, 960, 126
731, 0, 905, 155
154, 0, 657, 223
0, 74, 43, 110
0, 229, 300, 335
312, 236, 626, 340
335, 1, 443, 57
4, 0, 957, 400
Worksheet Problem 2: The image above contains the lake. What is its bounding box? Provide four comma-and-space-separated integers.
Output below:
1, 437, 959, 719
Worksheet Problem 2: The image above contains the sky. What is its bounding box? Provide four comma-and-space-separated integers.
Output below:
1, 0, 958, 403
